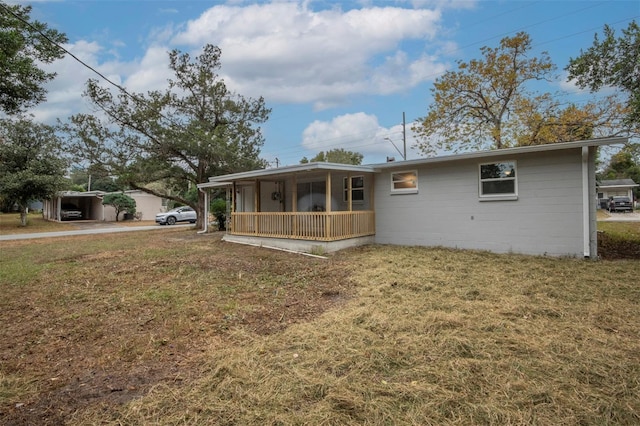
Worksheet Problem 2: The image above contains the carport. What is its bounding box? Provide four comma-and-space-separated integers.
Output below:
43, 191, 105, 222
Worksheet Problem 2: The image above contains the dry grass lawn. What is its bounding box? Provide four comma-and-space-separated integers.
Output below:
0, 212, 77, 234
0, 213, 156, 234
0, 223, 639, 425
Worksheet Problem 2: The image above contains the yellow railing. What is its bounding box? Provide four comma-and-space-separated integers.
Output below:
230, 211, 375, 241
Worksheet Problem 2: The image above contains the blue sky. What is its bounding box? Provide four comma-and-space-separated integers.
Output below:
26, 0, 639, 165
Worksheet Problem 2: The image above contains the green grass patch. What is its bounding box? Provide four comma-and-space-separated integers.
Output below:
598, 220, 640, 241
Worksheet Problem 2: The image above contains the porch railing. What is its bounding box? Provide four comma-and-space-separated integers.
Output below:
229, 211, 375, 241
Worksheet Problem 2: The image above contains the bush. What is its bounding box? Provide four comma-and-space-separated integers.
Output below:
102, 193, 136, 222
211, 198, 226, 231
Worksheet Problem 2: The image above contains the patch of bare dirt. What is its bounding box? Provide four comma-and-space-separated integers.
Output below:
0, 232, 355, 425
598, 232, 640, 259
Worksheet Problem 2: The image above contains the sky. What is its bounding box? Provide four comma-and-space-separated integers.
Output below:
21, 0, 640, 166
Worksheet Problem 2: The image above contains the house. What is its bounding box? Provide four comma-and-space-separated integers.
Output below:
197, 137, 628, 259
43, 190, 166, 222
597, 178, 638, 208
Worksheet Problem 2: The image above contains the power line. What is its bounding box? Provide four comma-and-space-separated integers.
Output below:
3, 1, 635, 161
0, 3, 144, 110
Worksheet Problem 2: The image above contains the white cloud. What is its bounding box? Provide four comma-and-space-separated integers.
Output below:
123, 46, 173, 93
172, 2, 446, 109
29, 0, 454, 142
31, 41, 113, 123
300, 112, 421, 163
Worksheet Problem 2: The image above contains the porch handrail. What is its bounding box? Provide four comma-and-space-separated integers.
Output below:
230, 211, 375, 241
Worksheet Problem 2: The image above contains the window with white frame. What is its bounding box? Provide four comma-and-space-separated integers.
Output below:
391, 170, 418, 194
479, 161, 517, 198
343, 176, 364, 203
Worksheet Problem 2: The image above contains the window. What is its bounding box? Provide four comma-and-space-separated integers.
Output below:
297, 181, 326, 211
479, 161, 517, 199
391, 170, 418, 194
343, 176, 364, 203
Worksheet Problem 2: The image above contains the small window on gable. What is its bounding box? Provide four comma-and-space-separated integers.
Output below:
391, 170, 418, 194
343, 176, 364, 203
479, 161, 517, 200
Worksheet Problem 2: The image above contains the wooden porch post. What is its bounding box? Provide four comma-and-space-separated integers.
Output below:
292, 174, 297, 237
231, 182, 236, 233
325, 171, 331, 239
347, 172, 353, 236
254, 180, 260, 235
347, 172, 352, 211
292, 175, 297, 212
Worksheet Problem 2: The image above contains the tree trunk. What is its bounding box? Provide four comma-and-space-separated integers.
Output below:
196, 188, 206, 230
19, 206, 28, 226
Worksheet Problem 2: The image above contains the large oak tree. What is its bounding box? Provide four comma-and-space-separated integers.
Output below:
63, 45, 270, 228
413, 32, 555, 155
414, 32, 635, 156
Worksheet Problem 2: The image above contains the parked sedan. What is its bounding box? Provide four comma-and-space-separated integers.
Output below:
61, 203, 82, 220
608, 196, 633, 213
155, 206, 197, 225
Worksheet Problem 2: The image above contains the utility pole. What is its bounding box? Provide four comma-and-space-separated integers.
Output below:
385, 112, 408, 161
402, 111, 407, 161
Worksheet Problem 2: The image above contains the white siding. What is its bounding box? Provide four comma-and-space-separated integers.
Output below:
103, 192, 164, 221
374, 149, 588, 257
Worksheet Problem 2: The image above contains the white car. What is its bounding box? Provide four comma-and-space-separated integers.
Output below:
155, 206, 197, 225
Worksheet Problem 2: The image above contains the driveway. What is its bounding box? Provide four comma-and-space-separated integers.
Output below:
0, 222, 195, 241
599, 211, 640, 222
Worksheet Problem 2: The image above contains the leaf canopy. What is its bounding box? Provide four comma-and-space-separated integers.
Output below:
0, 1, 67, 114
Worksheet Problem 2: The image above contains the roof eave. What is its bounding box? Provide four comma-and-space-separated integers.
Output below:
203, 162, 376, 185
371, 137, 628, 170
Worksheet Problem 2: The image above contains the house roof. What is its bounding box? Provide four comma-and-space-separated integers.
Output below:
198, 137, 628, 188
370, 137, 628, 169
598, 178, 638, 188
199, 162, 376, 188
58, 190, 106, 197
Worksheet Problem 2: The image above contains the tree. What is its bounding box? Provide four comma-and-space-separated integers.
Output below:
300, 148, 364, 165
513, 94, 634, 146
413, 32, 556, 155
68, 165, 121, 192
0, 118, 67, 226
0, 1, 67, 114
566, 21, 640, 127
62, 44, 270, 228
102, 193, 136, 221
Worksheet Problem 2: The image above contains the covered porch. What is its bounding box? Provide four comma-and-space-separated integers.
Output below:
198, 163, 377, 252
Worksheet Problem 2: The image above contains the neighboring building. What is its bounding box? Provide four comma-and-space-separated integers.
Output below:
198, 137, 627, 259
102, 190, 165, 221
597, 179, 638, 209
43, 190, 165, 222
